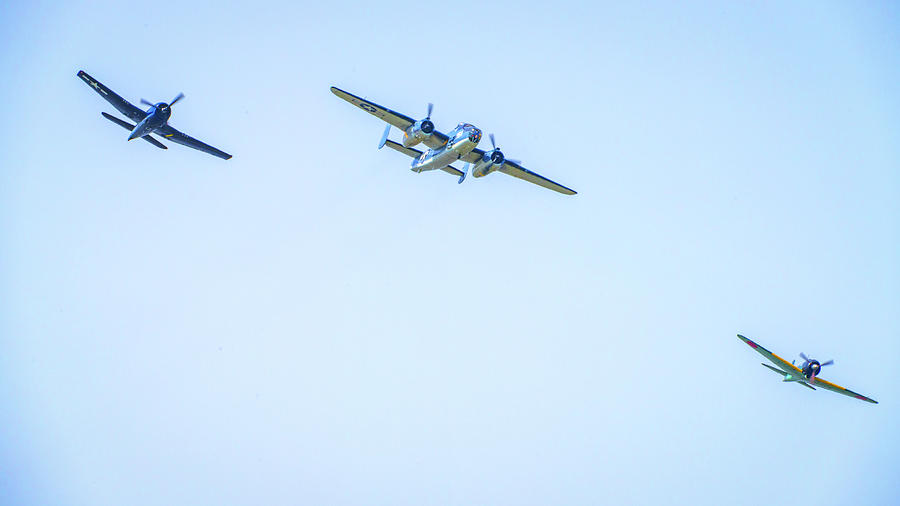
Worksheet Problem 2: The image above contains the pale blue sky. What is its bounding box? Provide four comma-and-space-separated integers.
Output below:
2, 1, 899, 504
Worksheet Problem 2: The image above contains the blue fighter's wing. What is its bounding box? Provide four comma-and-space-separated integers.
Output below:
155, 124, 232, 160
77, 70, 147, 123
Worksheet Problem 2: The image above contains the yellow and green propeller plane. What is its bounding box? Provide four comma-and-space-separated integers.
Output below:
737, 334, 877, 404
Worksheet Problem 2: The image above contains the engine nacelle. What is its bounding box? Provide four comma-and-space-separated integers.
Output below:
471, 149, 505, 178
402, 119, 435, 147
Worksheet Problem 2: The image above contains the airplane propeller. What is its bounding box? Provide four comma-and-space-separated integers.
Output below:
420, 103, 435, 134
140, 93, 185, 109
487, 133, 520, 165
799, 354, 833, 382
799, 353, 833, 367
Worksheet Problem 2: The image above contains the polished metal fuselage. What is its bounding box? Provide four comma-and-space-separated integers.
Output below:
409, 123, 482, 172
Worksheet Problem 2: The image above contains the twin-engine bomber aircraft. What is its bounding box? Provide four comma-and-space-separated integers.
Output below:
77, 70, 231, 160
331, 87, 576, 195
737, 334, 876, 403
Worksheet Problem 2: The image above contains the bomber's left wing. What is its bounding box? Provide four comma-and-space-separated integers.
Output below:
810, 377, 878, 404
155, 124, 232, 160
460, 148, 577, 195
331, 87, 449, 148
77, 70, 147, 123
737, 334, 803, 375
499, 160, 577, 195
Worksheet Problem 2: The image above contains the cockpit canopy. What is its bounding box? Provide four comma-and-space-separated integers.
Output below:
451, 123, 481, 143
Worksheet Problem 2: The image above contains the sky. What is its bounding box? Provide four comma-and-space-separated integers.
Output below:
1, 1, 899, 504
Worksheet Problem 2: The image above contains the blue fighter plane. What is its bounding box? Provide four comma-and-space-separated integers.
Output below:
77, 70, 231, 160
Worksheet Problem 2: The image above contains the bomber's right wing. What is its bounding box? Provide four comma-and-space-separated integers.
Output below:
77, 70, 147, 123
737, 334, 803, 375
382, 140, 464, 178
331, 87, 449, 148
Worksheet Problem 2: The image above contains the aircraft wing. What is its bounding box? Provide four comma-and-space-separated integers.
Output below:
101, 112, 167, 150
77, 70, 147, 123
499, 160, 577, 195
155, 124, 232, 160
737, 334, 803, 375
383, 139, 422, 159
460, 148, 576, 195
460, 148, 487, 164
810, 377, 878, 404
331, 86, 449, 148
382, 140, 464, 177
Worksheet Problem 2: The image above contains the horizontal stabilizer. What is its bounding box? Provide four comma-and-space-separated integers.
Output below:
383, 139, 422, 159
382, 139, 463, 179
101, 112, 167, 150
761, 363, 787, 376
440, 165, 464, 178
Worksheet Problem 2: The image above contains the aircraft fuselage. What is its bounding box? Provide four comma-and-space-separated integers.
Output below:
128, 104, 172, 141
801, 360, 822, 380
410, 123, 481, 173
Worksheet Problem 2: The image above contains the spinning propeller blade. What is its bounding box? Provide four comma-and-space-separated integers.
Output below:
799, 352, 809, 362
820, 359, 834, 367
142, 93, 183, 108
426, 102, 433, 119
487, 133, 519, 165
